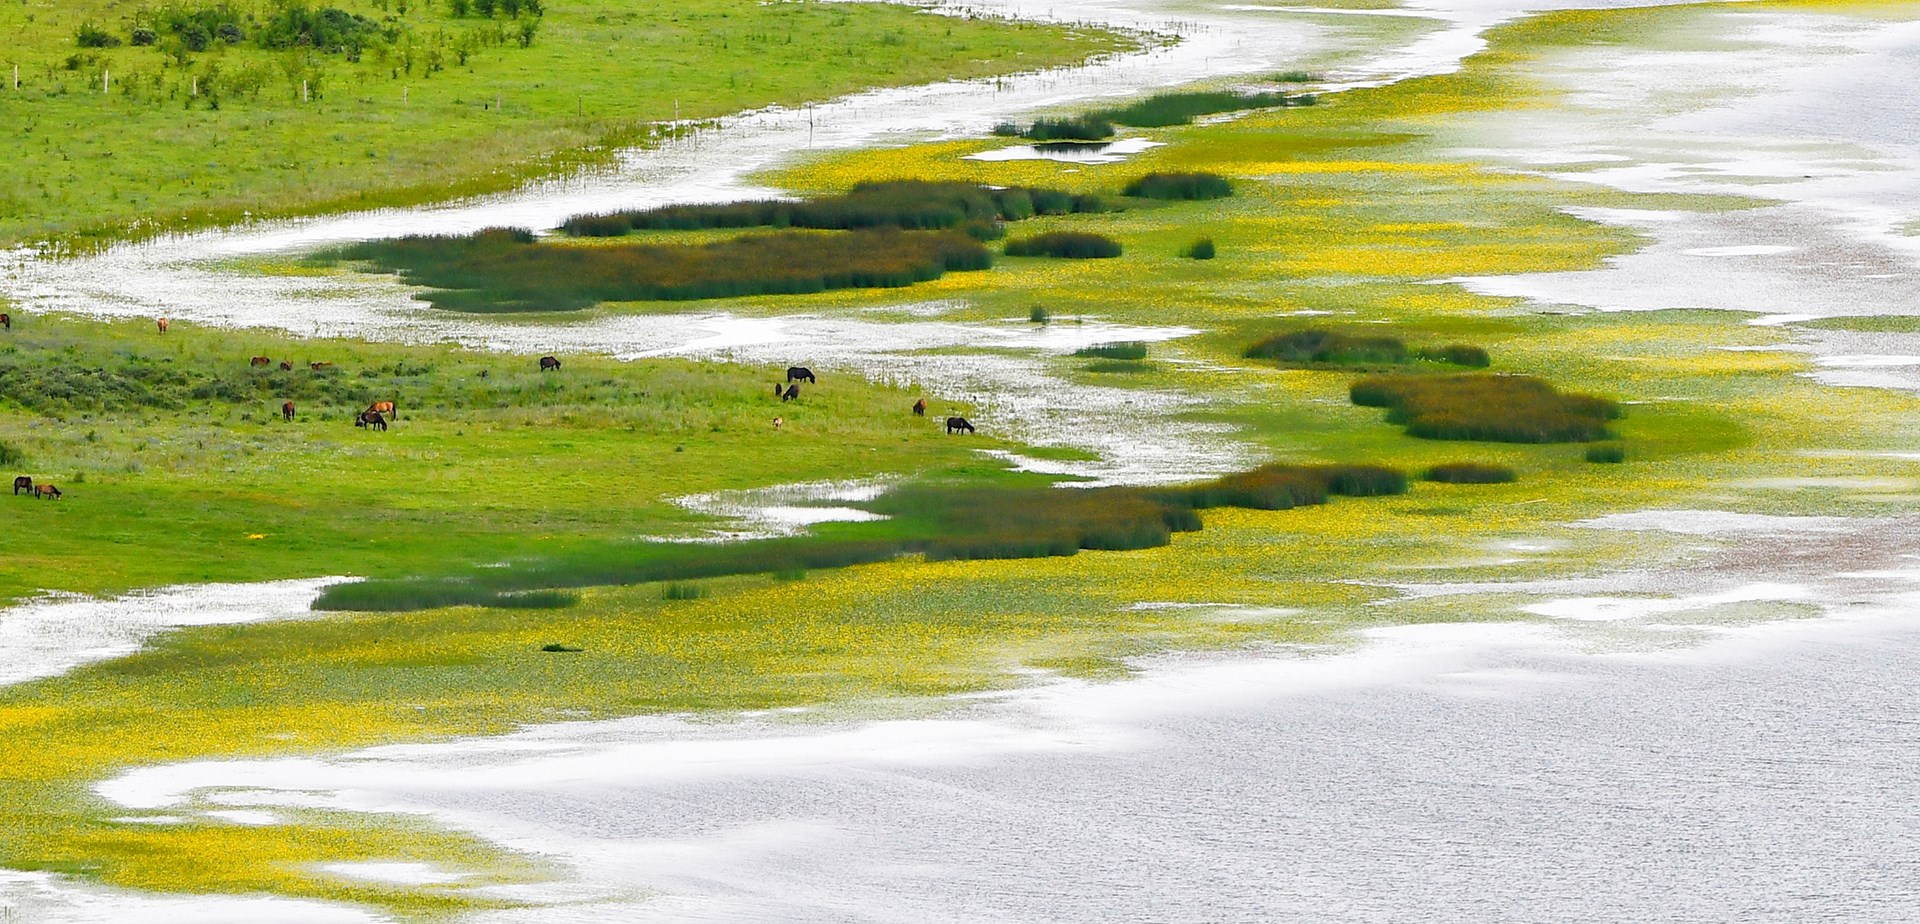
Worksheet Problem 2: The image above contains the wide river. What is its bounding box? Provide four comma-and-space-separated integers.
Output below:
4, 0, 1919, 921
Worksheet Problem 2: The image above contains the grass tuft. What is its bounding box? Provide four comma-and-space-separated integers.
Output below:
1351, 374, 1620, 443
1585, 444, 1627, 464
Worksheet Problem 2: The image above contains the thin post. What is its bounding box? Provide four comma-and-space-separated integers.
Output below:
191, 75, 198, 97
302, 79, 309, 103
402, 86, 408, 106
103, 68, 109, 94
12, 64, 19, 91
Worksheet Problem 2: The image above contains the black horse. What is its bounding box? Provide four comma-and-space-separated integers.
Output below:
781, 384, 800, 402
540, 355, 562, 372
912, 398, 927, 417
946, 416, 975, 434
12, 475, 31, 496
786, 366, 816, 384
356, 410, 388, 431
1, 313, 10, 331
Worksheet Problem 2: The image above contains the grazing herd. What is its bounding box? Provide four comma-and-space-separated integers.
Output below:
3, 314, 982, 505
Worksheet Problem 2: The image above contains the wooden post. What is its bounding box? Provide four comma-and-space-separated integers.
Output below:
191, 76, 198, 97
402, 86, 408, 106
12, 64, 19, 91
103, 68, 110, 94
302, 79, 309, 103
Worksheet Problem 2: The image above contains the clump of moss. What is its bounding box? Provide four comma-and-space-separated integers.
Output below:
1350, 374, 1620, 443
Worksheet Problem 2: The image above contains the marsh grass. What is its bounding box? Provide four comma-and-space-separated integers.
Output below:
559, 181, 1108, 238
328, 226, 992, 311
1004, 232, 1122, 259
1585, 444, 1627, 463
1123, 172, 1233, 201
1351, 374, 1620, 443
1422, 462, 1518, 484
662, 582, 709, 600
1417, 344, 1491, 368
1019, 114, 1115, 141
1096, 89, 1306, 127
1247, 329, 1407, 366
1072, 342, 1149, 360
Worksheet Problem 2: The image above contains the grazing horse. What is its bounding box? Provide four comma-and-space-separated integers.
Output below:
250, 355, 272, 367
12, 476, 31, 496
279, 361, 293, 371
1, 313, 11, 331
781, 384, 800, 402
539, 355, 562, 372
912, 398, 926, 417
773, 382, 785, 398
356, 410, 388, 431
156, 317, 169, 335
282, 401, 296, 422
786, 366, 816, 384
946, 416, 975, 434
33, 484, 61, 500
365, 400, 397, 420
309, 361, 334, 372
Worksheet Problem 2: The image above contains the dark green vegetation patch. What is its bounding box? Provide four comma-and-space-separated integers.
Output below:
1072, 341, 1149, 360
1351, 374, 1620, 443
1094, 89, 1314, 128
1585, 444, 1627, 464
1422, 462, 1518, 484
1123, 172, 1234, 201
315, 463, 1409, 612
996, 114, 1116, 141
1245, 329, 1491, 369
560, 181, 1111, 238
327, 226, 992, 311
1004, 232, 1122, 259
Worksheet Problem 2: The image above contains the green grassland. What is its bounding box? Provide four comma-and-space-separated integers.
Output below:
0, 0, 1129, 248
5, 0, 1920, 916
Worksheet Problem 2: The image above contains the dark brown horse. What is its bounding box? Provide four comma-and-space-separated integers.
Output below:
279, 361, 293, 371
781, 384, 800, 402
12, 476, 30, 496
774, 382, 786, 398
1, 313, 11, 331
356, 410, 387, 431
540, 355, 562, 372
912, 398, 926, 417
786, 366, 816, 384
309, 361, 334, 372
33, 484, 61, 500
282, 401, 296, 422
946, 416, 975, 434
250, 355, 272, 367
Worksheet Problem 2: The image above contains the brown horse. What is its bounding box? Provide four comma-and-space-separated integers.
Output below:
365, 400, 396, 420
12, 476, 30, 496
282, 401, 296, 422
355, 410, 387, 431
309, 361, 334, 371
279, 361, 293, 371
250, 356, 272, 367
912, 398, 927, 417
945, 416, 975, 434
1, 313, 11, 331
156, 317, 169, 335
33, 484, 61, 500
540, 355, 562, 372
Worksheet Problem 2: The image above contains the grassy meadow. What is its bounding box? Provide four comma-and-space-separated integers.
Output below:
0, 0, 1129, 248
4, 0, 1920, 917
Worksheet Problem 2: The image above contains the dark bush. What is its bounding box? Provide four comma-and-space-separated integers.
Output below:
256, 5, 382, 55
1073, 341, 1148, 360
75, 23, 121, 48
1585, 444, 1627, 464
1420, 344, 1491, 368
560, 181, 1104, 238
1029, 306, 1052, 324
328, 226, 993, 312
540, 643, 583, 652
1004, 232, 1122, 259
1246, 329, 1407, 366
1350, 374, 1620, 443
130, 28, 158, 47
1184, 237, 1216, 260
662, 582, 707, 600
1097, 90, 1304, 128
1022, 115, 1114, 142
1124, 172, 1233, 201
1423, 462, 1517, 484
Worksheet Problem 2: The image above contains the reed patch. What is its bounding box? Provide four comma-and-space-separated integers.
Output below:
1350, 374, 1620, 443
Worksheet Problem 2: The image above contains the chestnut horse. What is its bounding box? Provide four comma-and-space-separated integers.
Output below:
156, 317, 169, 335
33, 484, 61, 500
282, 401, 296, 422
250, 356, 272, 367
912, 398, 926, 417
365, 400, 396, 420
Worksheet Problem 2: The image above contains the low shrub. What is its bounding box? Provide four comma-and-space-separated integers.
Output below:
1029, 306, 1052, 324
1423, 462, 1518, 484
1004, 232, 1122, 259
662, 582, 707, 600
75, 23, 121, 48
1184, 237, 1217, 260
1246, 329, 1407, 366
1124, 172, 1233, 201
329, 226, 992, 311
1073, 341, 1148, 360
1350, 374, 1620, 443
1585, 444, 1627, 464
1419, 344, 1491, 368
540, 643, 583, 652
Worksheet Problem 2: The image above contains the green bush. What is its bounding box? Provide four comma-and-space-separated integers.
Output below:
1350, 374, 1620, 443
329, 226, 993, 311
1004, 232, 1122, 259
75, 23, 121, 48
1029, 306, 1052, 324
1184, 237, 1217, 260
1246, 329, 1407, 366
1585, 444, 1626, 464
1073, 341, 1148, 360
662, 582, 708, 600
1123, 172, 1233, 201
1423, 462, 1518, 484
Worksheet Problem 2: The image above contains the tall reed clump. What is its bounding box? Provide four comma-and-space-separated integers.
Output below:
559, 181, 1109, 238
1247, 330, 1407, 366
1020, 115, 1115, 141
1123, 172, 1233, 201
328, 227, 992, 311
1096, 90, 1308, 127
1184, 237, 1216, 260
1417, 344, 1491, 368
1073, 341, 1148, 360
1422, 462, 1518, 484
1585, 444, 1627, 464
1004, 232, 1122, 259
315, 462, 1409, 612
1350, 374, 1620, 443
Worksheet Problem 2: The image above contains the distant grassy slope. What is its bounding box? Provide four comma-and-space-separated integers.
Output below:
0, 0, 1128, 247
